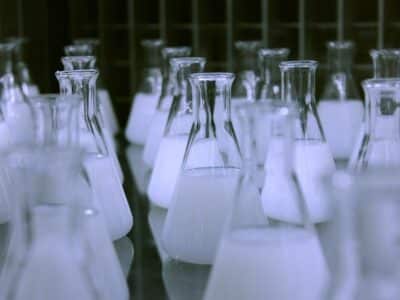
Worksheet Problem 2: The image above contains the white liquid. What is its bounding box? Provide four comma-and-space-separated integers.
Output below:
162, 168, 240, 264
365, 139, 400, 168
4, 102, 35, 146
294, 141, 335, 223
125, 145, 151, 195
147, 136, 187, 208
84, 154, 133, 240
125, 93, 159, 144
98, 88, 119, 135
143, 110, 169, 168
204, 227, 329, 300
318, 100, 364, 160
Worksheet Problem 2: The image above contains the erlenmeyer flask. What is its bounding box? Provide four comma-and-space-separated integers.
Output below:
162, 72, 241, 265
318, 41, 363, 163
61, 55, 122, 179
232, 40, 261, 105
205, 107, 329, 300
280, 60, 335, 223
256, 48, 290, 101
0, 42, 35, 148
147, 57, 206, 209
143, 46, 192, 168
125, 39, 163, 144
349, 49, 400, 170
354, 79, 400, 170
55, 70, 133, 240
73, 38, 120, 135
6, 37, 39, 97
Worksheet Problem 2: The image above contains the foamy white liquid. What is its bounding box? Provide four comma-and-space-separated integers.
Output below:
318, 100, 364, 160
162, 168, 240, 264
98, 88, 119, 134
148, 136, 187, 208
84, 154, 133, 240
143, 110, 169, 168
125, 93, 159, 144
204, 227, 329, 300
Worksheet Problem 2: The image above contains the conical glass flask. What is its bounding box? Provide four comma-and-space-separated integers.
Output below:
55, 70, 133, 240
61, 55, 121, 179
256, 48, 290, 102
125, 39, 164, 144
162, 72, 241, 265
148, 57, 206, 209
143, 46, 192, 168
353, 79, 400, 170
6, 37, 39, 97
318, 41, 363, 163
280, 60, 335, 223
0, 42, 35, 148
205, 106, 329, 300
73, 38, 120, 135
0, 148, 128, 300
232, 40, 261, 104
349, 49, 400, 170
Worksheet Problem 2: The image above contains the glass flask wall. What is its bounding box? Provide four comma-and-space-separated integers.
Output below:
354, 79, 400, 170
0, 42, 35, 149
280, 60, 336, 223
162, 72, 241, 265
324, 170, 400, 300
55, 70, 133, 240
318, 41, 364, 163
143, 46, 192, 168
126, 39, 164, 145
205, 107, 329, 300
147, 57, 206, 209
71, 39, 119, 135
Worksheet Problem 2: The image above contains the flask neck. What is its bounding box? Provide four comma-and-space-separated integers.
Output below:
0, 44, 14, 76
370, 50, 400, 78
327, 47, 353, 74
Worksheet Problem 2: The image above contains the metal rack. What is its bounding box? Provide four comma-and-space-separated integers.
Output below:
1, 0, 400, 123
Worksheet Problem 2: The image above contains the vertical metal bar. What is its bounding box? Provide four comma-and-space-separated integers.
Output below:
226, 0, 234, 71
17, 0, 24, 36
160, 0, 167, 43
261, 0, 269, 47
98, 0, 107, 82
377, 0, 385, 49
192, 0, 200, 55
337, 0, 344, 41
128, 0, 136, 92
298, 0, 306, 59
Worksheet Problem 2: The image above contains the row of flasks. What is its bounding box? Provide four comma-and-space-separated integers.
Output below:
0, 38, 132, 300
125, 39, 400, 299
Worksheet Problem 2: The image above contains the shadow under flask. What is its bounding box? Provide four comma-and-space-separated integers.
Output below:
280, 60, 336, 223
73, 38, 120, 135
0, 42, 35, 148
205, 107, 329, 300
55, 69, 133, 240
125, 39, 164, 144
147, 57, 206, 209
162, 72, 242, 265
61, 55, 122, 181
318, 41, 363, 163
354, 79, 400, 170
349, 49, 400, 169
143, 46, 192, 168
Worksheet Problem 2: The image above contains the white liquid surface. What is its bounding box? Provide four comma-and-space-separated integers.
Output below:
295, 141, 335, 223
148, 136, 187, 208
204, 227, 329, 300
318, 100, 364, 160
162, 167, 240, 264
125, 93, 159, 145
84, 155, 133, 240
143, 110, 169, 168
98, 89, 119, 134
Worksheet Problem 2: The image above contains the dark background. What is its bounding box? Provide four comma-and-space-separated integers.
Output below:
1, 0, 400, 126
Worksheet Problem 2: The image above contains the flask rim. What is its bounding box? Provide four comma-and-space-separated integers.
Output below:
326, 40, 354, 49
141, 39, 164, 48
258, 48, 290, 57
362, 77, 400, 89
170, 57, 206, 66
189, 72, 235, 81
279, 60, 318, 70
370, 48, 400, 58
